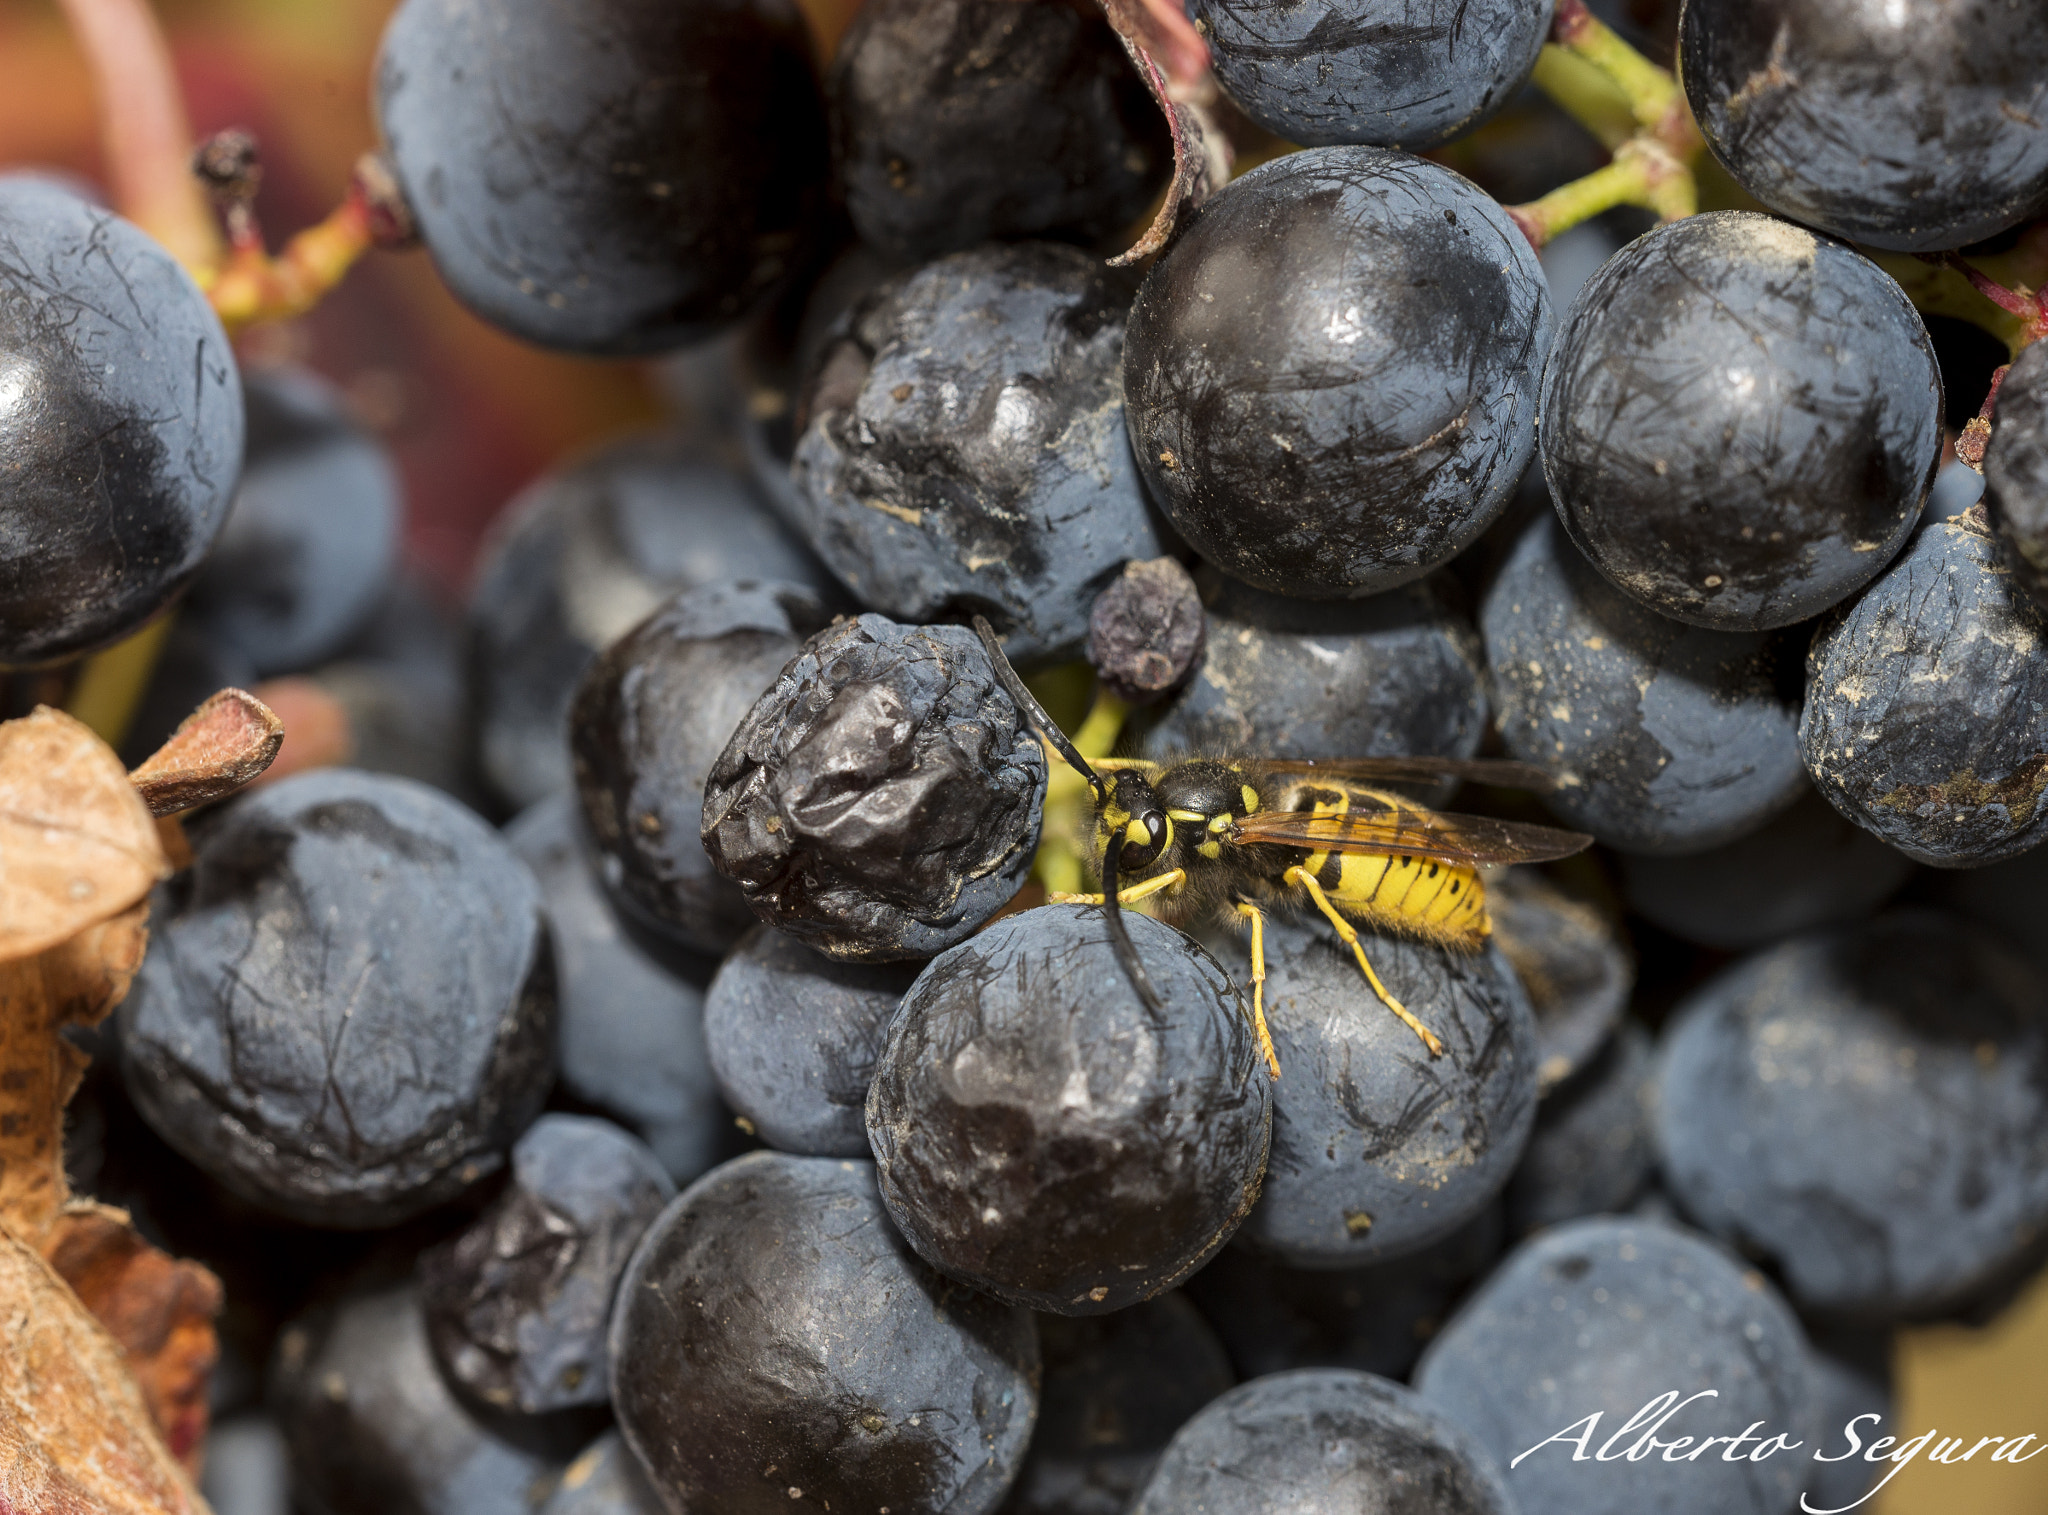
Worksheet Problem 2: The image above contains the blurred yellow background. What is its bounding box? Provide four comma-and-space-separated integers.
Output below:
0, 3, 2042, 1512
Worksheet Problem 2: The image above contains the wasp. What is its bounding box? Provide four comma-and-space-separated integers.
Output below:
974, 618, 1594, 1078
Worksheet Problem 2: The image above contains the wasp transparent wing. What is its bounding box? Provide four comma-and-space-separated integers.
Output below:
1247, 756, 1561, 791
1230, 806, 1594, 866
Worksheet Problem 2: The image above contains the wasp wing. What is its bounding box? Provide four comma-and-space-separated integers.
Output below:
1245, 756, 1563, 791
1230, 806, 1594, 866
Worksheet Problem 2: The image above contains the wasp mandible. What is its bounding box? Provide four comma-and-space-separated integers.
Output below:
975, 618, 1595, 1078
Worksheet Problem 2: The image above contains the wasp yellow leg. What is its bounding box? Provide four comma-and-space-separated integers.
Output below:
1048, 868, 1187, 907
1233, 899, 1281, 1080
1282, 866, 1446, 1059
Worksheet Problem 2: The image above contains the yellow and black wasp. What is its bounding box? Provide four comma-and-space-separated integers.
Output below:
974, 618, 1595, 1078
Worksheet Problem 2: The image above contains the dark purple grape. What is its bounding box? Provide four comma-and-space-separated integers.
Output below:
1540, 211, 1941, 630
790, 242, 1165, 663
1131, 1369, 1516, 1515
1181, 1208, 1504, 1382
1985, 337, 2048, 611
1482, 514, 1808, 855
0, 177, 243, 665
1616, 784, 1914, 952
609, 1152, 1038, 1515
185, 366, 400, 678
1232, 917, 1537, 1269
572, 581, 833, 955
1141, 571, 1487, 769
420, 1115, 674, 1419
375, 0, 828, 353
1801, 509, 2048, 866
1506, 1022, 1655, 1236
1191, 0, 1554, 150
699, 614, 1047, 960
119, 769, 556, 1227
1006, 1296, 1235, 1515
275, 1283, 565, 1515
829, 0, 1168, 260
1488, 867, 1633, 1095
1123, 147, 1552, 599
1680, 0, 2048, 252
866, 904, 1269, 1314
470, 431, 833, 811
703, 923, 918, 1158
1415, 1218, 1817, 1515
1653, 910, 2048, 1320
505, 796, 731, 1182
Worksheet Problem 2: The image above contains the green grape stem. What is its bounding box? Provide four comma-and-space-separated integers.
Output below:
1511, 0, 1704, 249
1032, 682, 1129, 896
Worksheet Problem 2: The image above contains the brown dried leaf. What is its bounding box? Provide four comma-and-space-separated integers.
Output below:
0, 1225, 208, 1515
1097, 0, 1232, 266
0, 708, 167, 963
0, 903, 152, 1237
42, 1206, 223, 1475
126, 688, 285, 818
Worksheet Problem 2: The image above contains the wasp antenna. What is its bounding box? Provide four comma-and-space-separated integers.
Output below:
1100, 834, 1167, 1023
972, 614, 1108, 804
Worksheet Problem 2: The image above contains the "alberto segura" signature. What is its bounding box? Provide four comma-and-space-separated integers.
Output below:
1510, 1389, 2047, 1513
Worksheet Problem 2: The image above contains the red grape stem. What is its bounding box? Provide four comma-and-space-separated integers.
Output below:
57, 0, 390, 339
1510, 0, 1703, 249
1927, 251, 2048, 348
54, 0, 222, 274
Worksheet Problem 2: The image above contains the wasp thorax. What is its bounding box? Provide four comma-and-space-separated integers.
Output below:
1156, 760, 1257, 820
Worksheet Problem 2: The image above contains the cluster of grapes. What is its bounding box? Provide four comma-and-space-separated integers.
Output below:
4, 0, 2047, 1513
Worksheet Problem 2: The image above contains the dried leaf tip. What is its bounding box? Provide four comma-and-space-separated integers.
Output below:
1096, 0, 1230, 267
128, 687, 286, 818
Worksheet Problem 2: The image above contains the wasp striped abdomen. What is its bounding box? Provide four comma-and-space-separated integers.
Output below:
1281, 783, 1492, 949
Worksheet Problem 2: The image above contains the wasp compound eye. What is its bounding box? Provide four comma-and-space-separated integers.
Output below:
1120, 810, 1171, 874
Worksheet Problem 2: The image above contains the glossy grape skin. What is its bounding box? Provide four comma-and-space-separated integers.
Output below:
829, 0, 1167, 260
0, 178, 243, 666
1680, 0, 2048, 252
1540, 211, 1941, 631
608, 1153, 1038, 1515
375, 0, 827, 354
1123, 148, 1551, 599
1191, 0, 1555, 150
865, 905, 1270, 1314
